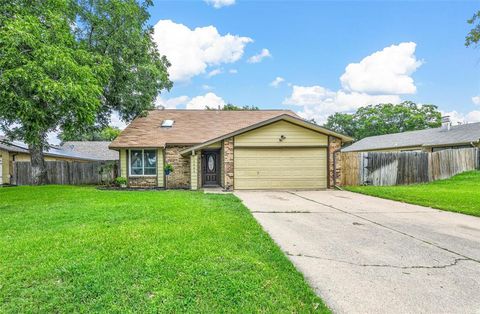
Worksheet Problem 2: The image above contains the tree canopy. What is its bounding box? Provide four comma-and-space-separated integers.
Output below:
60, 126, 122, 142
207, 104, 260, 110
0, 0, 172, 184
466, 10, 480, 47
323, 101, 442, 140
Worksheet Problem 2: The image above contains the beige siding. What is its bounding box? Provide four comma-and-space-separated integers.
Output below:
120, 149, 127, 177
235, 120, 328, 147
157, 148, 164, 187
190, 154, 198, 190
234, 147, 327, 190
1, 150, 10, 184
205, 141, 221, 149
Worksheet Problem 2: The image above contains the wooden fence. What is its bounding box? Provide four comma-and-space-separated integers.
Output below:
12, 161, 118, 185
337, 148, 479, 186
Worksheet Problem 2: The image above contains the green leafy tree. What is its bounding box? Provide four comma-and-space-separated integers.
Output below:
466, 10, 480, 47
0, 0, 111, 184
323, 101, 441, 140
60, 126, 122, 142
0, 0, 172, 184
72, 0, 172, 123
207, 103, 260, 110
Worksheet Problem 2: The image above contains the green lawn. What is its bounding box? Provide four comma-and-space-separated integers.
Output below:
0, 186, 328, 313
345, 171, 480, 217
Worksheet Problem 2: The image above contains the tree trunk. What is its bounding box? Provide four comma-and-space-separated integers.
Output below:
29, 143, 48, 185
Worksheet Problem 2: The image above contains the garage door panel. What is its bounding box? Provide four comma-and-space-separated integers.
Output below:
234, 147, 327, 190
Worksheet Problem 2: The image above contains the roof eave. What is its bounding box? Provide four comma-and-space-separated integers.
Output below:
180, 114, 353, 156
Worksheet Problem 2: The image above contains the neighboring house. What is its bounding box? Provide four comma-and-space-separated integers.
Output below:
61, 141, 119, 161
0, 136, 102, 185
342, 120, 480, 153
109, 109, 352, 190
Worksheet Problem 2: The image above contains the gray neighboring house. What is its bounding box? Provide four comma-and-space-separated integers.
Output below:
61, 141, 119, 161
342, 121, 480, 153
0, 136, 103, 185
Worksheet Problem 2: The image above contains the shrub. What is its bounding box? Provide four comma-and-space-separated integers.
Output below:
115, 176, 127, 186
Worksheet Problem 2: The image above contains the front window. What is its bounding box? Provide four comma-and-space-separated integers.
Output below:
130, 149, 157, 176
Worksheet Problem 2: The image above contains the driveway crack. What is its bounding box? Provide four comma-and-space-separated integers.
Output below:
287, 191, 480, 265
287, 252, 470, 269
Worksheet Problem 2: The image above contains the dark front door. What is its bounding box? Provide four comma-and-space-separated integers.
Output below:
202, 150, 220, 186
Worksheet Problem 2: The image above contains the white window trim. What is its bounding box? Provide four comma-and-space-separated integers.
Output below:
129, 149, 157, 177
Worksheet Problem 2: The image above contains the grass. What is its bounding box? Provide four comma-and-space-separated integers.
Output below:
345, 171, 480, 217
0, 186, 328, 313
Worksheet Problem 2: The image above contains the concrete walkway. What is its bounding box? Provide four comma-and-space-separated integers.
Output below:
234, 190, 480, 314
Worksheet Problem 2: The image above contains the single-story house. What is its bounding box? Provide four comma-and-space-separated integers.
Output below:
342, 120, 480, 153
61, 141, 119, 161
0, 136, 104, 184
109, 109, 353, 190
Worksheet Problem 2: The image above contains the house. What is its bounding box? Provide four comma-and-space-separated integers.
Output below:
61, 141, 119, 161
109, 109, 353, 190
0, 136, 104, 185
342, 118, 480, 153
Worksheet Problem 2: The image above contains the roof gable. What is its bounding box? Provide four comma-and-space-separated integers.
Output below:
180, 114, 353, 155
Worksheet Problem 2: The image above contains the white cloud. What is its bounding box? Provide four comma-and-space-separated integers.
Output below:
284, 42, 421, 123
229, 69, 238, 74
155, 95, 190, 109
442, 110, 480, 125
153, 20, 252, 81
202, 84, 213, 90
340, 42, 422, 95
283, 85, 400, 123
247, 48, 272, 63
472, 96, 480, 105
207, 68, 223, 78
270, 76, 285, 88
186, 92, 226, 110
204, 0, 235, 8
110, 111, 128, 130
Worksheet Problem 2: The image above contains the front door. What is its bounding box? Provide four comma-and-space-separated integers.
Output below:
202, 150, 220, 186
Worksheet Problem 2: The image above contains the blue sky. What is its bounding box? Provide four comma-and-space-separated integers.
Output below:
148, 0, 480, 124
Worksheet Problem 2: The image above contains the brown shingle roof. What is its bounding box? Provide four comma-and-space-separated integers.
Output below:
110, 109, 299, 148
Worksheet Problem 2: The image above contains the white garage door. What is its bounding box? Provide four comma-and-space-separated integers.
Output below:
234, 147, 327, 190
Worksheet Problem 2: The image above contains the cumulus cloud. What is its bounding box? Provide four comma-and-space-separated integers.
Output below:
340, 42, 422, 95
270, 76, 285, 88
284, 85, 400, 123
202, 84, 213, 90
472, 96, 480, 105
186, 92, 226, 109
442, 110, 480, 125
153, 20, 252, 81
284, 42, 421, 123
204, 0, 235, 8
247, 48, 272, 63
229, 69, 238, 74
207, 68, 223, 78
155, 95, 190, 109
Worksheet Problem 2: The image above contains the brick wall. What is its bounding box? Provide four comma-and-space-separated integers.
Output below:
223, 137, 234, 190
129, 177, 157, 187
328, 136, 342, 187
165, 145, 191, 189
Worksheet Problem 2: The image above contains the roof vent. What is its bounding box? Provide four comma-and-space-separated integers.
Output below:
441, 116, 451, 132
161, 119, 174, 128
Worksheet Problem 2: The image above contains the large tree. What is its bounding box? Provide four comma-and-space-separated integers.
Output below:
59, 126, 122, 142
323, 101, 442, 140
0, 0, 172, 184
0, 0, 111, 184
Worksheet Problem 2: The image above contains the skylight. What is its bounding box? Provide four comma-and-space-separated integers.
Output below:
161, 119, 174, 128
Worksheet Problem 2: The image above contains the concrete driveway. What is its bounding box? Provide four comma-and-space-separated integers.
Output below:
234, 190, 480, 314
